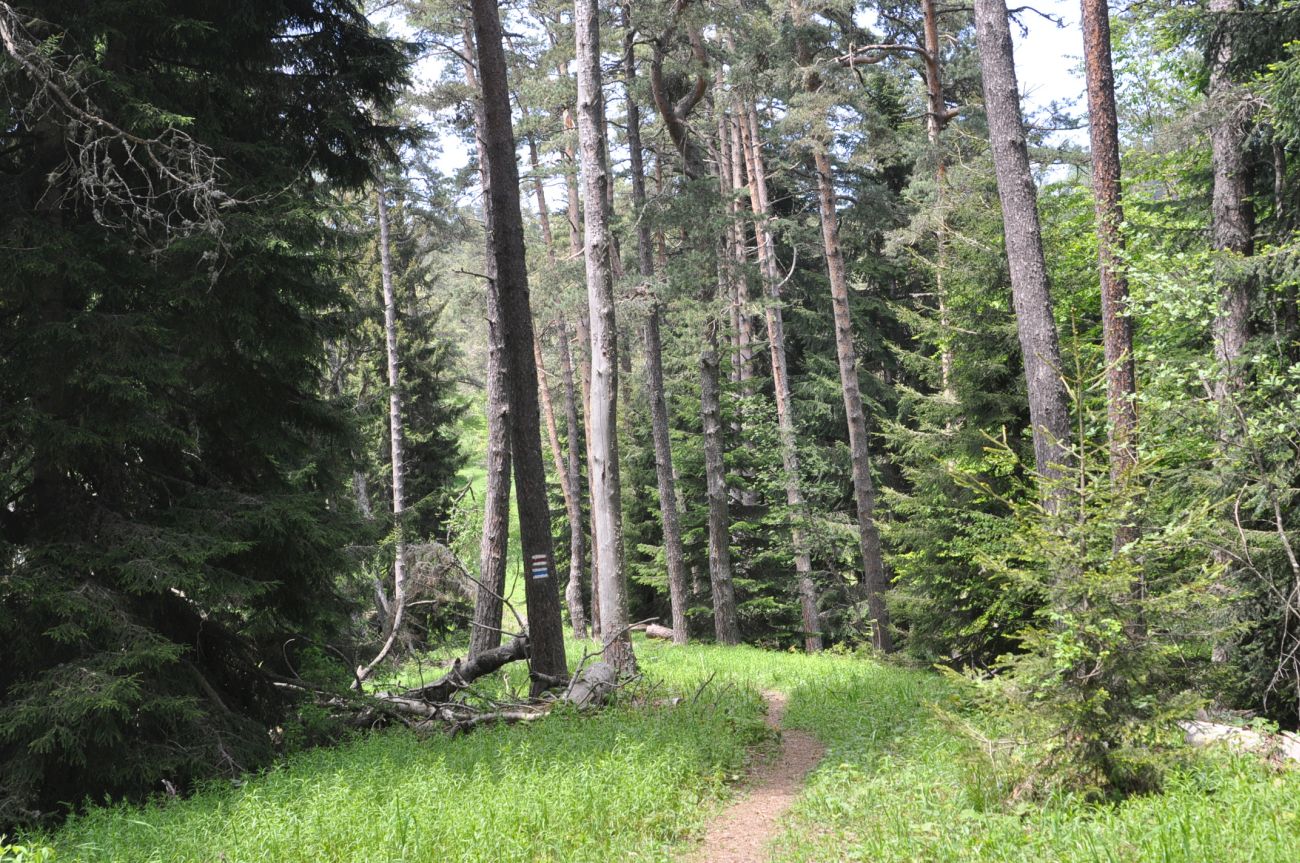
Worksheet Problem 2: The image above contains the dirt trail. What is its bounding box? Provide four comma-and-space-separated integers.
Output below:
686, 690, 826, 863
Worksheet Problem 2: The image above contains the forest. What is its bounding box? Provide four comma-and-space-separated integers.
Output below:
3, 0, 1300, 860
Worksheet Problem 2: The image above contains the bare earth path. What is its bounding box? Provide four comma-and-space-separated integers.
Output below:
686, 690, 826, 863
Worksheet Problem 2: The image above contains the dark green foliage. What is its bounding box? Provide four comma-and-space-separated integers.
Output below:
0, 0, 411, 827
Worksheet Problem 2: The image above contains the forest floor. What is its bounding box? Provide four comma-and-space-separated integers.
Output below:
31, 640, 1300, 862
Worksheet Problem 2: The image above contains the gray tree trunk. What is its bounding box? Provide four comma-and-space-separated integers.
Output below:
535, 331, 588, 639
973, 0, 1073, 499
792, 0, 892, 650
575, 0, 634, 672
922, 0, 956, 395
813, 151, 893, 652
737, 95, 822, 652
626, 4, 689, 644
470, 0, 569, 693
462, 24, 511, 661
1209, 0, 1254, 404
650, 15, 739, 644
357, 187, 409, 680
556, 323, 590, 639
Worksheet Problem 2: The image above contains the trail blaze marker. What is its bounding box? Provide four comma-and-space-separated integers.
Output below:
529, 553, 549, 580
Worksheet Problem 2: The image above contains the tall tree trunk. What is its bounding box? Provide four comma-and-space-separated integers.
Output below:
715, 84, 759, 509
701, 314, 740, 644
1081, 0, 1139, 553
737, 94, 822, 652
813, 153, 892, 652
556, 321, 590, 639
575, 0, 634, 671
1207, 0, 1256, 664
791, 2, 892, 650
357, 187, 409, 680
470, 0, 568, 694
563, 105, 583, 258
535, 331, 588, 638
973, 0, 1073, 498
627, 3, 689, 644
650, 15, 740, 644
922, 0, 955, 395
524, 122, 588, 639
575, 310, 601, 638
473, 290, 513, 659
1209, 0, 1254, 405
462, 23, 512, 662
527, 133, 556, 262
565, 136, 601, 640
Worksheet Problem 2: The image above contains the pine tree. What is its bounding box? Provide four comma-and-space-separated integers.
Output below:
0, 0, 412, 824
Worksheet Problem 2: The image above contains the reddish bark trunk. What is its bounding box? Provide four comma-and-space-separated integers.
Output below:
1081, 0, 1139, 553
973, 0, 1074, 502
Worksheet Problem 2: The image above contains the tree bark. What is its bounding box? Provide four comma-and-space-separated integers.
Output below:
973, 0, 1073, 499
555, 323, 590, 639
535, 330, 588, 639
527, 133, 556, 262
470, 0, 568, 694
1081, 0, 1139, 552
575, 0, 634, 672
522, 117, 587, 639
921, 0, 956, 396
462, 23, 511, 662
404, 636, 530, 703
626, 5, 689, 644
650, 10, 739, 644
575, 311, 601, 638
737, 95, 822, 652
813, 152, 892, 652
791, 2, 892, 650
357, 187, 409, 680
563, 105, 583, 258
1209, 0, 1254, 405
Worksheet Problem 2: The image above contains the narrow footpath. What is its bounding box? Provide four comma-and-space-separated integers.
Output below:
686, 690, 826, 863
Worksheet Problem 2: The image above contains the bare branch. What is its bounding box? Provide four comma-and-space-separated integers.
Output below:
1, 2, 239, 249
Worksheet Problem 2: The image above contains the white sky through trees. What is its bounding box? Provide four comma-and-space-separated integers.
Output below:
389, 0, 1086, 194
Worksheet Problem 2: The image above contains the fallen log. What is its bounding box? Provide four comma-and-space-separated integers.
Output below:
643, 623, 675, 641
402, 635, 529, 703
564, 661, 618, 709
1180, 719, 1300, 764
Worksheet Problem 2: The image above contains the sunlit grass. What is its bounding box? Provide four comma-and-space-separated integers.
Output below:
30, 640, 1300, 862
37, 639, 775, 863
772, 659, 1300, 863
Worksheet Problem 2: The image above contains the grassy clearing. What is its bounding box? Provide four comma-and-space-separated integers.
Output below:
28, 641, 1300, 862
773, 660, 1300, 863
35, 640, 771, 863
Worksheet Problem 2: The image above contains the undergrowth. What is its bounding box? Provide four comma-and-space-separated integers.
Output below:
774, 659, 1300, 863
22, 641, 1300, 862
31, 639, 774, 863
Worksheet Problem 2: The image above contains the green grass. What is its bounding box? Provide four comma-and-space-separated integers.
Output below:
34, 640, 769, 863
772, 659, 1300, 863
27, 641, 1300, 862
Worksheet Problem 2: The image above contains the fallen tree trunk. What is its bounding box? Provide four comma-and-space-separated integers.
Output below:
1180, 720, 1300, 764
403, 635, 529, 703
643, 623, 675, 641
564, 661, 618, 709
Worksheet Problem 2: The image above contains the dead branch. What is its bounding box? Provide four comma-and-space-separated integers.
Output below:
1, 2, 239, 248
400, 635, 530, 703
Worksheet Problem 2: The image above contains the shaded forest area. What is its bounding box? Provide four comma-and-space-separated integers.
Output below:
5, 0, 1300, 834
